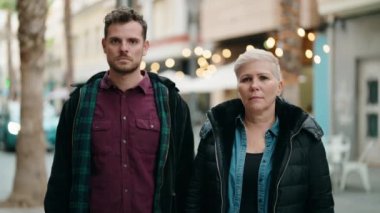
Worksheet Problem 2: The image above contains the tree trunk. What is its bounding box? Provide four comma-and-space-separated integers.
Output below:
1, 0, 48, 207
6, 9, 18, 100
64, 0, 73, 89
278, 0, 302, 105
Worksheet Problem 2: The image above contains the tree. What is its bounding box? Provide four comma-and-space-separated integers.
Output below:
0, 0, 48, 207
64, 0, 73, 89
0, 0, 18, 100
278, 0, 303, 105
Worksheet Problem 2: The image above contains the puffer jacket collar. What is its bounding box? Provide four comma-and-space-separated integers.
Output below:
202, 97, 323, 142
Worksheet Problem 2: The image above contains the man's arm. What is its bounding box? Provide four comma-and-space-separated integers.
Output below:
44, 101, 73, 213
174, 100, 195, 211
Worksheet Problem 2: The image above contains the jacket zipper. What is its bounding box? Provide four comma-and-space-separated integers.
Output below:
272, 127, 303, 212
209, 113, 224, 213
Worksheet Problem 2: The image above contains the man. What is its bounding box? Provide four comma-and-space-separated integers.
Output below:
45, 7, 194, 213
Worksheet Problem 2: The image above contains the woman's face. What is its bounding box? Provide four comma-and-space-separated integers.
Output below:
237, 60, 283, 114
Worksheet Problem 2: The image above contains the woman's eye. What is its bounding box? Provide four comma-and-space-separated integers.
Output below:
240, 77, 250, 83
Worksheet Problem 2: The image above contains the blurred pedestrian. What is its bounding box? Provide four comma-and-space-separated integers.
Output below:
185, 48, 334, 213
45, 7, 194, 213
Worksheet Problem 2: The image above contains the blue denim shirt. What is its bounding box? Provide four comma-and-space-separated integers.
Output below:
228, 115, 279, 213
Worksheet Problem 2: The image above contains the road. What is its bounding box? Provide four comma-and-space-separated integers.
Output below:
1, 149, 380, 212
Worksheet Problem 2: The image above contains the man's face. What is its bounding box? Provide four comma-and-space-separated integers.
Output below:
102, 21, 149, 75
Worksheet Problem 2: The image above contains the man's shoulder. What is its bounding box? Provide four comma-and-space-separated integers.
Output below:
148, 71, 179, 92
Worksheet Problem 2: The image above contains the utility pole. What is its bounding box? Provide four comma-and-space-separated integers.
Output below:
188, 0, 200, 125
116, 0, 132, 7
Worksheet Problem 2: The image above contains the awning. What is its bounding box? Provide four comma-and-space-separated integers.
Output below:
158, 63, 237, 94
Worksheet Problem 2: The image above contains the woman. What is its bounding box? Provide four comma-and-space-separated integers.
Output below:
186, 49, 334, 213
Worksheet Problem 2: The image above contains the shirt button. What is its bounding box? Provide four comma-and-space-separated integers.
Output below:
122, 116, 126, 120
123, 164, 127, 168
122, 139, 126, 144
150, 124, 154, 128
124, 189, 128, 193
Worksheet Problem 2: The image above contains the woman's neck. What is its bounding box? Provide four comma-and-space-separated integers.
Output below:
244, 108, 275, 130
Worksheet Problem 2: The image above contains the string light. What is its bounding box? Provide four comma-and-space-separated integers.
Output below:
194, 46, 203, 56
150, 62, 160, 72
313, 55, 321, 64
208, 64, 217, 74
297, 28, 306, 37
182, 48, 192, 57
202, 50, 212, 59
275, 48, 283, 57
305, 49, 313, 59
197, 57, 209, 67
165, 58, 175, 68
246, 45, 255, 51
323, 44, 330, 53
211, 53, 222, 63
175, 71, 185, 79
308, 32, 316, 41
264, 37, 276, 49
196, 68, 205, 77
222, 49, 232, 58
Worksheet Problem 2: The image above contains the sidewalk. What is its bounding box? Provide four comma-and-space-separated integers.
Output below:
334, 166, 380, 213
1, 150, 380, 212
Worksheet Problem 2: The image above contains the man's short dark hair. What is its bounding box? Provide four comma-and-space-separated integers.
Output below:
104, 7, 147, 40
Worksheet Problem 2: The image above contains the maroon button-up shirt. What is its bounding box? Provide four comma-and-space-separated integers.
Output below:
90, 71, 160, 213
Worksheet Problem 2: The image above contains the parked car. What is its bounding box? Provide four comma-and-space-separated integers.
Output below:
0, 101, 59, 151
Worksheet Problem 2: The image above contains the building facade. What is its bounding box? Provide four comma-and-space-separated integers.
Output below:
318, 0, 380, 164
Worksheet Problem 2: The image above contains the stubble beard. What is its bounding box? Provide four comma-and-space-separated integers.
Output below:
109, 60, 140, 76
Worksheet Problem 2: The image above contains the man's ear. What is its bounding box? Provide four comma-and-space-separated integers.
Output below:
143, 40, 150, 56
101, 38, 106, 53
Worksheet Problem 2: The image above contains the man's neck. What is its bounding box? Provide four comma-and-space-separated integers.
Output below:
108, 69, 144, 92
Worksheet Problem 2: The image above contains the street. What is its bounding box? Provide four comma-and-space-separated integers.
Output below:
0, 149, 380, 212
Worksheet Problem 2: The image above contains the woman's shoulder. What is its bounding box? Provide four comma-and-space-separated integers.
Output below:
301, 116, 324, 141
200, 120, 212, 140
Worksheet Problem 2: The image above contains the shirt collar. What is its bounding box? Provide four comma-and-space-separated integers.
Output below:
235, 114, 280, 137
100, 70, 151, 94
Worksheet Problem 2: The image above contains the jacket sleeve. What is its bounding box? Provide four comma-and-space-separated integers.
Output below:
44, 100, 73, 213
174, 98, 195, 211
308, 138, 335, 212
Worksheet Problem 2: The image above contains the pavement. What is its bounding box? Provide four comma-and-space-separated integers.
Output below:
1, 149, 380, 213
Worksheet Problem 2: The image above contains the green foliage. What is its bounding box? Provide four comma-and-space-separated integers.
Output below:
0, 0, 16, 10
5, 78, 10, 89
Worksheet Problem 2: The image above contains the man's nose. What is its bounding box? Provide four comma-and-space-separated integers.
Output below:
120, 41, 129, 52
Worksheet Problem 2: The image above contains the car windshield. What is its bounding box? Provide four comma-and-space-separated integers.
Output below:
7, 101, 59, 126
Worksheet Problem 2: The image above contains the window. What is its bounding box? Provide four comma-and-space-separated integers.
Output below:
367, 80, 378, 104
367, 113, 378, 137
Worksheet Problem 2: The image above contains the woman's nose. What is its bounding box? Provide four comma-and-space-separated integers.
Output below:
250, 79, 259, 90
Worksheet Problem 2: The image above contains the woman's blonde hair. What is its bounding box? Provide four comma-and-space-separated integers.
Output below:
234, 48, 282, 81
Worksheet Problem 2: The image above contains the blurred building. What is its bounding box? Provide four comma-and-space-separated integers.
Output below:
199, 0, 321, 107
317, 0, 380, 165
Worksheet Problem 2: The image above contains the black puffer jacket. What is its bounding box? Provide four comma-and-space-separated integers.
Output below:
186, 98, 334, 213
